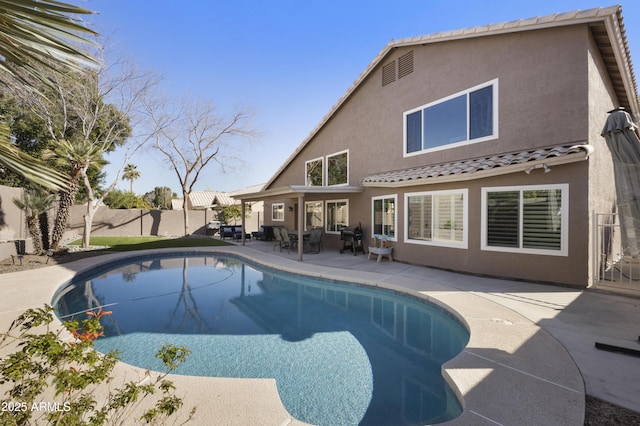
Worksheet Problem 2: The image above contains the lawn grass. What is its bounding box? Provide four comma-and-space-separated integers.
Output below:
67, 236, 233, 252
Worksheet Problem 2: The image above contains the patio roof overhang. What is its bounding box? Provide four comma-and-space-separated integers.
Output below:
237, 185, 363, 261
238, 185, 364, 202
361, 143, 594, 188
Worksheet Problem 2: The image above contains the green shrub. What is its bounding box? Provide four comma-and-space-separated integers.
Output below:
0, 305, 194, 425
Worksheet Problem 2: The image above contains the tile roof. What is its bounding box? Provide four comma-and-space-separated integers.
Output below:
361, 144, 593, 186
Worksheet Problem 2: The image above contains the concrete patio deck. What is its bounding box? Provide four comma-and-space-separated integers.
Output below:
0, 240, 639, 425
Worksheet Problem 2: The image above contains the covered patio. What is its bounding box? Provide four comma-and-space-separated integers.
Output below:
237, 184, 363, 261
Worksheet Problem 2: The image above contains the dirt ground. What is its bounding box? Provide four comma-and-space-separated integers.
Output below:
585, 395, 640, 425
2, 250, 640, 425
0, 250, 107, 274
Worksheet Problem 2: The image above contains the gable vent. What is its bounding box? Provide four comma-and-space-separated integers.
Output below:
382, 61, 396, 86
398, 51, 414, 79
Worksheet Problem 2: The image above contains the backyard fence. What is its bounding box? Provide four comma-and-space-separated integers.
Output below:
0, 182, 264, 260
68, 205, 262, 238
0, 185, 27, 259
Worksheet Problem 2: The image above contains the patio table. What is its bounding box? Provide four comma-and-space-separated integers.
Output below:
288, 230, 311, 252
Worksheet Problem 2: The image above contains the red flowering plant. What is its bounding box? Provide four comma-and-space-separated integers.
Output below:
0, 305, 194, 425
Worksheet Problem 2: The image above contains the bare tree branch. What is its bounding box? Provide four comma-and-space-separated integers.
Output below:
7, 50, 161, 248
144, 95, 259, 235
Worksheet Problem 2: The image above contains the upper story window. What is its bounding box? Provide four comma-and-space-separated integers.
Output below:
305, 158, 323, 186
305, 150, 349, 186
327, 150, 348, 186
404, 79, 498, 156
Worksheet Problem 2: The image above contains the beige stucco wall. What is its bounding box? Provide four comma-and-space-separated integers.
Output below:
262, 24, 626, 287
0, 185, 26, 242
585, 28, 623, 285
386, 162, 589, 286
0, 185, 30, 258
272, 25, 591, 189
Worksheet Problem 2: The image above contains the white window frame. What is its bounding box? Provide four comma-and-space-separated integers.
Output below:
404, 189, 468, 249
271, 203, 285, 222
372, 194, 398, 241
326, 149, 349, 186
480, 184, 569, 256
305, 157, 324, 186
403, 79, 499, 157
304, 201, 323, 230
304, 150, 350, 186
326, 199, 349, 234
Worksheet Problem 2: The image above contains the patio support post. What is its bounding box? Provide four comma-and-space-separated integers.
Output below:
241, 201, 246, 246
297, 195, 304, 261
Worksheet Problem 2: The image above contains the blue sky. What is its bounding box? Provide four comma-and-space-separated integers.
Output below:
90, 1, 640, 196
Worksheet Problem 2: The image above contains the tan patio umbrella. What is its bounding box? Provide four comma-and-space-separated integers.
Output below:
601, 107, 640, 257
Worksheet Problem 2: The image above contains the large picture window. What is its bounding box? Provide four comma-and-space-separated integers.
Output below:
326, 200, 348, 233
327, 150, 348, 186
405, 189, 467, 248
372, 195, 397, 240
481, 184, 568, 255
404, 80, 497, 155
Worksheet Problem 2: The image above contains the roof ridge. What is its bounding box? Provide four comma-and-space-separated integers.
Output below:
391, 5, 621, 47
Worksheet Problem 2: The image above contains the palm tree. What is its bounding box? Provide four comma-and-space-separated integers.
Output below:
13, 190, 54, 255
0, 124, 69, 191
46, 139, 104, 250
0, 0, 98, 191
122, 163, 141, 193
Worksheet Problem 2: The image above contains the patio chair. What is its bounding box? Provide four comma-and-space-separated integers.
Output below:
11, 239, 26, 265
315, 227, 325, 251
307, 228, 324, 253
272, 226, 284, 251
280, 228, 294, 253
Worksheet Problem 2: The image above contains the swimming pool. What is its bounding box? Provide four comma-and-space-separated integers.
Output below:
53, 253, 469, 425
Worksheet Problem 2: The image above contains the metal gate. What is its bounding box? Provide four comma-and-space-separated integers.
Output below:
594, 212, 640, 293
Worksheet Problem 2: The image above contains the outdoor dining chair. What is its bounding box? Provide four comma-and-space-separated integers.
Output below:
272, 226, 284, 251
307, 228, 324, 253
280, 228, 295, 253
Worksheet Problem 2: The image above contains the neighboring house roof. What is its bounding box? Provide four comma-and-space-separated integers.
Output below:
229, 183, 266, 197
263, 5, 637, 191
188, 191, 237, 209
172, 191, 238, 210
361, 144, 594, 187
171, 199, 184, 210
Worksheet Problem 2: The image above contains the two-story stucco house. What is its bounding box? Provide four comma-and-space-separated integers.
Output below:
240, 5, 639, 288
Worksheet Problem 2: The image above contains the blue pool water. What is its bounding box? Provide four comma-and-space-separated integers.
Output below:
53, 254, 469, 425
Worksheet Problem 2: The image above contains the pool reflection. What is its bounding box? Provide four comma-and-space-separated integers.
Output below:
54, 254, 468, 426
